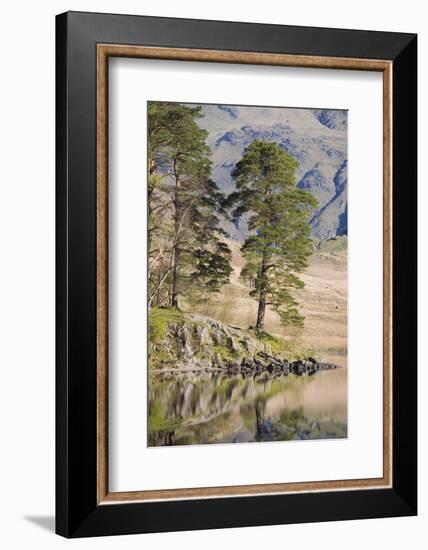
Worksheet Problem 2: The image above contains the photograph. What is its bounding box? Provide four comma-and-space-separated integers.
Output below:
0, 1, 420, 545
147, 101, 348, 446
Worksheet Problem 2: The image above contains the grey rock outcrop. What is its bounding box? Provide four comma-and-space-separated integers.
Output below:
149, 310, 338, 375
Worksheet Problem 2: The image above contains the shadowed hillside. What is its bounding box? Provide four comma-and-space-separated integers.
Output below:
196, 104, 348, 240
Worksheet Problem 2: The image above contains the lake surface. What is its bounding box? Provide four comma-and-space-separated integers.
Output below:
148, 368, 347, 446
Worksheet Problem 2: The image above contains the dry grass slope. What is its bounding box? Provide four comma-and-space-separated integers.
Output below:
183, 236, 347, 368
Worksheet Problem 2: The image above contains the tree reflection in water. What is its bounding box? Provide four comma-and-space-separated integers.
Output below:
148, 369, 347, 446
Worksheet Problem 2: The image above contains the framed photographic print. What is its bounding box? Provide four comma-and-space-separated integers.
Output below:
56, 11, 417, 538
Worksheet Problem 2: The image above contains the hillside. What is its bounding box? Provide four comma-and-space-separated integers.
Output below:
197, 104, 348, 240
181, 236, 348, 368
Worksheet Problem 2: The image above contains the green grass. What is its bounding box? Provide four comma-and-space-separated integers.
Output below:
254, 330, 316, 360
148, 307, 185, 344
212, 344, 239, 362
255, 330, 286, 355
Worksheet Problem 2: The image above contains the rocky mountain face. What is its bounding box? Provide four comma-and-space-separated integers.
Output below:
198, 104, 348, 240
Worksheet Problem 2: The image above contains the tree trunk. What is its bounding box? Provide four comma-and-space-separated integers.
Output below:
255, 401, 265, 441
171, 248, 180, 308
256, 289, 266, 331
170, 159, 180, 308
255, 249, 268, 331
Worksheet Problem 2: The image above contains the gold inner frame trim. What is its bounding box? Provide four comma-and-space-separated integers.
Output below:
96, 44, 393, 505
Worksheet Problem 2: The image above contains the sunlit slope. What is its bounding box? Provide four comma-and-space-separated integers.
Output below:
182, 236, 347, 368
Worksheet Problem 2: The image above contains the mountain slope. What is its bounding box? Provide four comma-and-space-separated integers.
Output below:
197, 104, 348, 240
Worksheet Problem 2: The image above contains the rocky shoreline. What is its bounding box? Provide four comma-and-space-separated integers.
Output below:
149, 308, 339, 375
236, 355, 337, 376
152, 356, 338, 376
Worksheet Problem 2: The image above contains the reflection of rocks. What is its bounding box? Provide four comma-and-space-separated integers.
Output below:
148, 369, 347, 446
289, 359, 337, 376
148, 310, 343, 446
252, 411, 346, 444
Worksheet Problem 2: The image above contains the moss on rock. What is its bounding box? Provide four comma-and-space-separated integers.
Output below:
148, 307, 313, 371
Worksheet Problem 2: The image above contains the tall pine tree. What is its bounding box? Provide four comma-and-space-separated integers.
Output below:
229, 140, 317, 331
147, 102, 231, 309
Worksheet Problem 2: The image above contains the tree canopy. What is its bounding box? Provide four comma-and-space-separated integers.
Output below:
148, 102, 231, 309
228, 140, 317, 330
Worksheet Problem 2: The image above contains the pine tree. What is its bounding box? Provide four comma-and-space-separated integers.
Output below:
147, 102, 231, 309
228, 140, 317, 331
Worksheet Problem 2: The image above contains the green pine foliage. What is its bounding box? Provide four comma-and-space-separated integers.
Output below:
228, 140, 317, 330
148, 104, 318, 331
148, 102, 232, 309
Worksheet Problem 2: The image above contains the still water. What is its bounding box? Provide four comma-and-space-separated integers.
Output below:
148, 368, 347, 446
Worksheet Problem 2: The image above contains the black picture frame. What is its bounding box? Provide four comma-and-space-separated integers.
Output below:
56, 11, 417, 538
